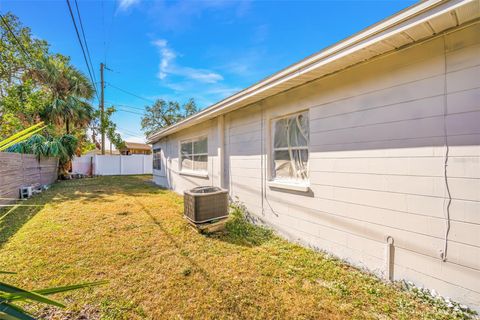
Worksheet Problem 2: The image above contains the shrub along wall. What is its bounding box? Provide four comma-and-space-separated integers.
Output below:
0, 152, 58, 205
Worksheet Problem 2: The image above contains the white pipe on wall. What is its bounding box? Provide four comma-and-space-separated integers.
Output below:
385, 236, 395, 282
217, 115, 225, 189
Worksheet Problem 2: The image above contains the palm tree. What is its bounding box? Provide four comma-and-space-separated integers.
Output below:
70, 98, 94, 131
31, 57, 94, 134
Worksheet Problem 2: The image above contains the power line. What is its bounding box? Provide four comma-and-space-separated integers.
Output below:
65, 0, 100, 102
66, 0, 99, 101
118, 108, 142, 115
118, 126, 140, 135
73, 0, 97, 86
105, 101, 145, 111
117, 126, 145, 139
106, 103, 144, 115
117, 104, 145, 111
122, 133, 145, 139
113, 107, 144, 116
106, 82, 154, 103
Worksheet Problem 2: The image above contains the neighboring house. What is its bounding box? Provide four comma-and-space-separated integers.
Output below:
147, 0, 480, 310
119, 142, 152, 155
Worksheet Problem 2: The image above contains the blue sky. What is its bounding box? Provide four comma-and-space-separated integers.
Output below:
1, 0, 415, 143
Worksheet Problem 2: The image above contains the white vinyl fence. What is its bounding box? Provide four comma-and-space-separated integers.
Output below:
72, 154, 152, 176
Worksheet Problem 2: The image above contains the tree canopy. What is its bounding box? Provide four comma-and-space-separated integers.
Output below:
33, 56, 95, 134
1, 12, 123, 156
141, 98, 198, 137
0, 12, 51, 137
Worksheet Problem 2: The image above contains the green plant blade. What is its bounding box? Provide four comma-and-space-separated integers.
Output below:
0, 271, 16, 275
0, 282, 64, 308
5, 280, 107, 301
0, 126, 47, 152
32, 280, 107, 296
0, 302, 35, 320
0, 122, 44, 149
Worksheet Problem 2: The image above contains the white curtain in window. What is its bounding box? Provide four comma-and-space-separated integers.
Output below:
180, 137, 208, 172
273, 112, 309, 182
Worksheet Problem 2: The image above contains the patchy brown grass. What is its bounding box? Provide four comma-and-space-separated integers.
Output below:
0, 175, 460, 319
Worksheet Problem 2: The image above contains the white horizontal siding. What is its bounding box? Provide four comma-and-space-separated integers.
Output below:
309, 156, 480, 178
309, 171, 480, 201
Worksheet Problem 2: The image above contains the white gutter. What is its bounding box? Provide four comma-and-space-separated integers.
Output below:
147, 0, 474, 143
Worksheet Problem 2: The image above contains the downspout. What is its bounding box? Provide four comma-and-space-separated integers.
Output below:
217, 115, 225, 189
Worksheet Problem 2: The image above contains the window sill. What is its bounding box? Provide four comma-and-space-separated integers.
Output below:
178, 170, 209, 178
267, 181, 310, 192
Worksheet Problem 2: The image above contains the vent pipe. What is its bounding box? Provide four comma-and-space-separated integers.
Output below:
385, 236, 395, 282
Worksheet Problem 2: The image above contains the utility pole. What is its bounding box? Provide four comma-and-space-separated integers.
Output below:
100, 63, 105, 155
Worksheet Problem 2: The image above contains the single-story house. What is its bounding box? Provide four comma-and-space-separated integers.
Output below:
119, 142, 152, 155
147, 0, 480, 309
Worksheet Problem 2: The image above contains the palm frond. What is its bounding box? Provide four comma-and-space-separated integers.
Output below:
0, 282, 64, 308
0, 122, 44, 148
0, 277, 106, 320
10, 281, 107, 300
0, 302, 35, 320
0, 124, 46, 152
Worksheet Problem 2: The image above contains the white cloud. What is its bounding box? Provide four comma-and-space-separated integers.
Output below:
152, 39, 223, 84
153, 39, 176, 80
153, 39, 167, 47
118, 0, 140, 11
180, 67, 223, 83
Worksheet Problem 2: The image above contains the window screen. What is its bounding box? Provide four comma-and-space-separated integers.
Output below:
180, 137, 208, 172
153, 148, 161, 170
272, 111, 309, 182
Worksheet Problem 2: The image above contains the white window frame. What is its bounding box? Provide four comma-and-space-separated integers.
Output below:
179, 136, 208, 174
268, 110, 310, 191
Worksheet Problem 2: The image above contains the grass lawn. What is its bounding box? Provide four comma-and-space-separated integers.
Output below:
0, 175, 466, 319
